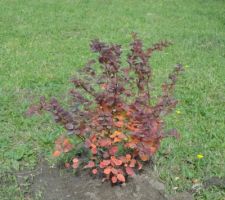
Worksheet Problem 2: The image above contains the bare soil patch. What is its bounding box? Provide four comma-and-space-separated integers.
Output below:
16, 160, 193, 200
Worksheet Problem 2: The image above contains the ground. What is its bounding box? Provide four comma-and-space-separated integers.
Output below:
16, 160, 193, 200
0, 0, 225, 199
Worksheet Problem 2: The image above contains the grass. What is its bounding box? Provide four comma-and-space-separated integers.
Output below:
0, 0, 225, 199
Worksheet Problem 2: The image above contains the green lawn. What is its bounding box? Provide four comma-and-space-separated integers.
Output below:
0, 0, 225, 199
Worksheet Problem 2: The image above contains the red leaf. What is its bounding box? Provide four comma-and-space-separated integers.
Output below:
84, 161, 95, 169
99, 138, 112, 147
109, 146, 118, 155
99, 160, 111, 168
92, 168, 98, 175
111, 176, 117, 183
125, 166, 135, 176
117, 174, 125, 182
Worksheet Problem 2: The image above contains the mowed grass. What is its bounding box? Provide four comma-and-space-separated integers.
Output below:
0, 0, 224, 199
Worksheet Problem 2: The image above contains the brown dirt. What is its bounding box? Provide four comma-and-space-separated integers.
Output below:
16, 160, 193, 200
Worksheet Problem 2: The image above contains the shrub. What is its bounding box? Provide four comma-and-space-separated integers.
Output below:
28, 33, 183, 184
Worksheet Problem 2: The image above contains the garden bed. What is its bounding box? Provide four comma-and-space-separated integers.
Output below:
17, 160, 193, 200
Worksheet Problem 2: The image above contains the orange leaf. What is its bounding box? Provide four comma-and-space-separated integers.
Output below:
139, 152, 149, 161
129, 159, 136, 168
125, 141, 137, 148
111, 176, 117, 183
62, 139, 68, 145
111, 168, 118, 175
104, 167, 111, 175
113, 137, 122, 143
99, 160, 111, 168
111, 156, 123, 166
115, 115, 125, 121
91, 144, 96, 148
110, 130, 122, 139
125, 154, 131, 161
89, 134, 97, 143
53, 150, 61, 157
149, 146, 157, 154
63, 143, 73, 153
126, 123, 139, 131
91, 146, 97, 155
117, 174, 125, 182
92, 168, 98, 175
